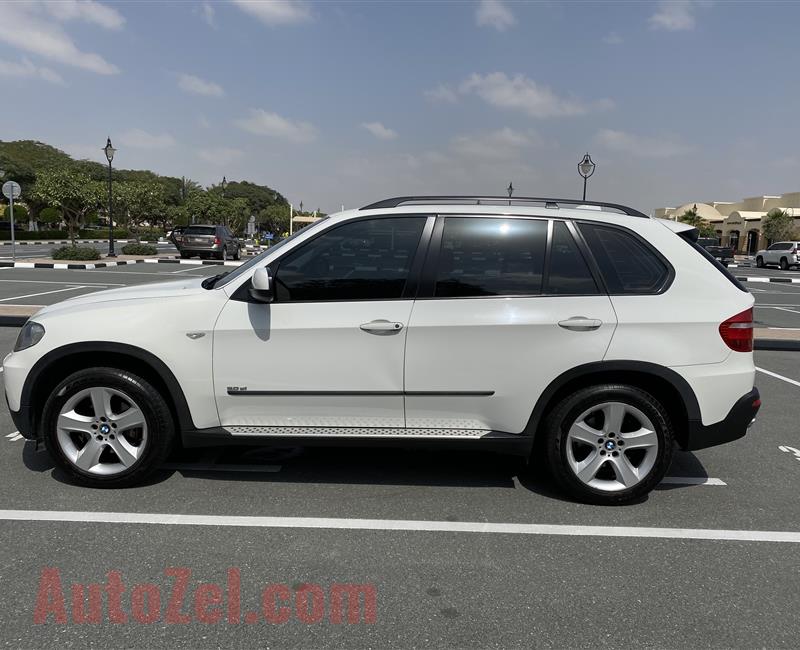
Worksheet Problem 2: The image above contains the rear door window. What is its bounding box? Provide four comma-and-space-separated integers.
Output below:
545, 222, 599, 295
434, 217, 547, 297
578, 223, 671, 294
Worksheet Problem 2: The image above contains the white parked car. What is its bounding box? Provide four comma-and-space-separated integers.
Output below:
3, 196, 760, 504
755, 241, 800, 270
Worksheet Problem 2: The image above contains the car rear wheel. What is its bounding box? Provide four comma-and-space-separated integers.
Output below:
42, 368, 175, 488
543, 385, 674, 505
756, 256, 764, 268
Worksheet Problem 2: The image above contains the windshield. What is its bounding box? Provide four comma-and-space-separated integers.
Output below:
213, 217, 331, 289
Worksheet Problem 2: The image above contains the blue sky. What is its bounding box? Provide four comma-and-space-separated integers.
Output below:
1, 0, 799, 214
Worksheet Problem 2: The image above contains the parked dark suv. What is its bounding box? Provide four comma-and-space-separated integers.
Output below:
179, 224, 240, 260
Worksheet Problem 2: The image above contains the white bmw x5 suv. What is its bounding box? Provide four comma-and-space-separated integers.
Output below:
4, 196, 760, 505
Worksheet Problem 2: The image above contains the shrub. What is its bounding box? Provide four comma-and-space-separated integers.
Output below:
39, 207, 62, 225
51, 246, 101, 261
78, 228, 127, 239
13, 230, 68, 240
121, 243, 157, 256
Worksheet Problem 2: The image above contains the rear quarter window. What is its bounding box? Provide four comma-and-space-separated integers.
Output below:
578, 223, 671, 294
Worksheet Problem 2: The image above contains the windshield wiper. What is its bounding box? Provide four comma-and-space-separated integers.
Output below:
201, 272, 229, 289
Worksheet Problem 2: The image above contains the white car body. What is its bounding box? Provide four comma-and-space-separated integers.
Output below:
3, 197, 760, 502
755, 241, 800, 269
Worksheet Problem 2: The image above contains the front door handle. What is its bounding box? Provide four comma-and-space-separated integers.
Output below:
558, 317, 602, 331
360, 319, 404, 334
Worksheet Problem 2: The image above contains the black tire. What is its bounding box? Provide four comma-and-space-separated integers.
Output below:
780, 257, 789, 270
233, 246, 241, 261
756, 256, 764, 268
542, 384, 674, 505
41, 368, 175, 488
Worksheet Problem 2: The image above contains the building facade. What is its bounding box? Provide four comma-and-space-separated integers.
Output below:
654, 192, 800, 255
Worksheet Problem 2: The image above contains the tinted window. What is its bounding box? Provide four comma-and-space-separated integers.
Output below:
579, 223, 670, 294
184, 226, 216, 236
274, 217, 426, 301
435, 217, 547, 297
546, 222, 598, 295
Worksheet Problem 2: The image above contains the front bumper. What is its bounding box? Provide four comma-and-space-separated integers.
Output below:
684, 387, 760, 451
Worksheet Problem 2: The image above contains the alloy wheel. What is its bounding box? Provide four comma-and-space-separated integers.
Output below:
565, 401, 659, 492
55, 387, 148, 475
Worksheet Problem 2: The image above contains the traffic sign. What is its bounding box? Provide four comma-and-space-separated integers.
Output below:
2, 181, 21, 200
265, 232, 274, 240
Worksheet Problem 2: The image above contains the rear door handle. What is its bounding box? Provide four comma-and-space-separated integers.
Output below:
558, 317, 602, 331
360, 319, 404, 334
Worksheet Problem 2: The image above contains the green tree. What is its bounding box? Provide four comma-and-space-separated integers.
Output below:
39, 206, 62, 227
30, 168, 102, 243
762, 208, 797, 244
258, 204, 290, 235
678, 206, 716, 238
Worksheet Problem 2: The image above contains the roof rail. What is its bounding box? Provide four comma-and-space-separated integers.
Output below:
359, 196, 648, 218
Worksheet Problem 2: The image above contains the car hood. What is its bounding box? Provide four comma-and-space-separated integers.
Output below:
33, 277, 209, 317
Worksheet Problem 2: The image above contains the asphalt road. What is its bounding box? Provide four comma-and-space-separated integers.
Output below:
0, 312, 798, 647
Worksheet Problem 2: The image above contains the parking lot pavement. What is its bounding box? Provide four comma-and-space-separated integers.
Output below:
0, 264, 222, 306
0, 316, 797, 647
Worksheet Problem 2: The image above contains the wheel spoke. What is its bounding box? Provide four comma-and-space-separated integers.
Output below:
575, 450, 606, 483
107, 436, 138, 467
89, 388, 112, 420
568, 420, 602, 446
620, 428, 658, 450
111, 407, 145, 433
610, 454, 640, 488
602, 403, 626, 434
74, 439, 105, 471
57, 410, 95, 435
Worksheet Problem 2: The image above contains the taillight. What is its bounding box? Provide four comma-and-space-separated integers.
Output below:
719, 307, 753, 352
214, 236, 221, 245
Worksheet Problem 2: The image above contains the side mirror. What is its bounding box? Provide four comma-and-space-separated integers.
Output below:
249, 267, 274, 303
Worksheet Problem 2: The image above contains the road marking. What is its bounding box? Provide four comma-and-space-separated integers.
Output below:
0, 286, 90, 302
162, 463, 282, 473
660, 476, 726, 486
0, 509, 799, 542
768, 306, 800, 315
5, 432, 18, 438
756, 366, 800, 387
170, 266, 208, 274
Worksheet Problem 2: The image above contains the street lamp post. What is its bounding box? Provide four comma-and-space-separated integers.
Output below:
220, 176, 228, 228
577, 153, 595, 201
507, 181, 514, 206
103, 137, 117, 257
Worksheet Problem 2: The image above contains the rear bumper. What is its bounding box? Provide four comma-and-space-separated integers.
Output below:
684, 387, 760, 451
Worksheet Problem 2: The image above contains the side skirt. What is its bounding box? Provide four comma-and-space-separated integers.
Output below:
181, 426, 534, 456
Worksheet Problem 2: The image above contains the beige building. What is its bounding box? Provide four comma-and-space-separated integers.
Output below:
654, 192, 800, 255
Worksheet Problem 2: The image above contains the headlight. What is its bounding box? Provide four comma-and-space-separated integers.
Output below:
14, 321, 45, 352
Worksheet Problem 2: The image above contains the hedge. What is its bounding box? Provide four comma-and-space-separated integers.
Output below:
121, 243, 158, 255
51, 246, 101, 261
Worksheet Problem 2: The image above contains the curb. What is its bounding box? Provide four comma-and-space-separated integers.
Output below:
0, 239, 163, 246
736, 276, 800, 284
0, 258, 244, 270
755, 339, 800, 351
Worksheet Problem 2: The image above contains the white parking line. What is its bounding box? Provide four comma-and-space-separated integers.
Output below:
0, 286, 92, 302
756, 367, 800, 387
766, 306, 800, 315
0, 279, 122, 287
1, 509, 798, 542
660, 476, 726, 486
170, 266, 209, 274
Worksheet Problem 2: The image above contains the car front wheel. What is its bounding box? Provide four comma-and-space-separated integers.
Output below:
42, 368, 175, 488
756, 256, 764, 268
543, 385, 674, 505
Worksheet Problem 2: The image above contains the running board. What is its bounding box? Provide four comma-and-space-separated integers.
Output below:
181, 426, 533, 455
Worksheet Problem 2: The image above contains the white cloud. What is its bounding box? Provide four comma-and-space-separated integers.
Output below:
197, 115, 211, 129
475, 0, 516, 31
450, 127, 540, 160
235, 109, 317, 143
178, 73, 224, 97
362, 122, 398, 140
198, 148, 245, 165
198, 1, 216, 27
117, 129, 176, 150
459, 72, 613, 118
0, 57, 65, 85
231, 0, 312, 25
424, 84, 459, 104
649, 1, 710, 32
602, 32, 623, 45
594, 129, 693, 158
0, 3, 119, 75
44, 0, 125, 30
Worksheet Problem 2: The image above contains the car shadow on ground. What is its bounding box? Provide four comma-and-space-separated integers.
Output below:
21, 441, 713, 504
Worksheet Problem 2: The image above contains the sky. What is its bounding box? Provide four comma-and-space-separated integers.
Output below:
1, 0, 799, 215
